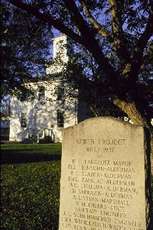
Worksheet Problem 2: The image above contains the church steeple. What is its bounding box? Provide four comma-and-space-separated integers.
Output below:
52, 34, 68, 63
46, 34, 68, 75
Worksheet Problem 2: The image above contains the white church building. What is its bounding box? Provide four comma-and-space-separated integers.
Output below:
8, 35, 83, 143
2, 34, 152, 142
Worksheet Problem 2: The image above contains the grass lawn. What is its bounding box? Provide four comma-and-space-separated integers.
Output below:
0, 144, 61, 230
1, 144, 153, 229
1, 143, 61, 164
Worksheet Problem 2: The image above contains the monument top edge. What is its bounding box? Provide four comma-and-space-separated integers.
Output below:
64, 116, 144, 132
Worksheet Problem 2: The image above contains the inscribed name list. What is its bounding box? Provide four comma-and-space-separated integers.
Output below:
59, 117, 146, 230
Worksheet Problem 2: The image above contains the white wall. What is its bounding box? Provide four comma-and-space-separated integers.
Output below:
9, 34, 78, 142
9, 80, 78, 142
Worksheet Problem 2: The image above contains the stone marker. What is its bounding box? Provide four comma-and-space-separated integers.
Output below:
59, 117, 146, 230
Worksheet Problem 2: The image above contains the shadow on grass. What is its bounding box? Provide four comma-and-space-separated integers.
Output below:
1, 150, 61, 164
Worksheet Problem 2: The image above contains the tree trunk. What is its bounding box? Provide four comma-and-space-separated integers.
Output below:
144, 128, 153, 230
114, 99, 153, 230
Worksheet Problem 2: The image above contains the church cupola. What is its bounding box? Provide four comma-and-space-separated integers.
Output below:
46, 34, 69, 75
52, 34, 68, 63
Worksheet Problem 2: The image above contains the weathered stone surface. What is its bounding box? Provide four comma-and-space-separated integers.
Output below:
59, 117, 146, 230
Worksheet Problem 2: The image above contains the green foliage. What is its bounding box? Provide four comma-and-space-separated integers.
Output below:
4, 0, 153, 123
1, 1, 52, 96
1, 144, 61, 230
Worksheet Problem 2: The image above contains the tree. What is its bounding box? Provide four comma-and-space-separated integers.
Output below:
9, 0, 153, 128
6, 0, 153, 227
0, 0, 52, 97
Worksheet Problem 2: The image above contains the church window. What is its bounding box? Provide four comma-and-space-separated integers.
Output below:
57, 110, 64, 127
19, 90, 33, 102
21, 113, 27, 128
38, 86, 45, 100
57, 86, 64, 100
